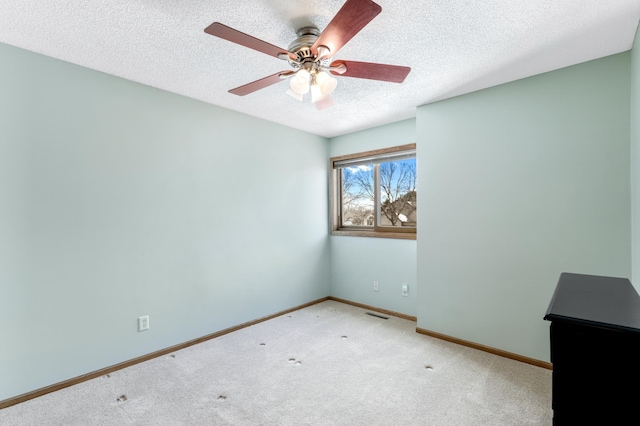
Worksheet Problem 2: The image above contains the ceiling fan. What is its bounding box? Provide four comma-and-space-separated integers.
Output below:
204, 0, 411, 110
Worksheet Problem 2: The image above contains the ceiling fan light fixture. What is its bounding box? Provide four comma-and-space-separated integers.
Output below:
290, 69, 311, 94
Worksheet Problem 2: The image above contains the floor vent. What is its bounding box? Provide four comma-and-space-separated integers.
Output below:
365, 312, 389, 320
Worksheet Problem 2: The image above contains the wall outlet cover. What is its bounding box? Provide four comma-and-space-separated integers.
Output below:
138, 315, 150, 331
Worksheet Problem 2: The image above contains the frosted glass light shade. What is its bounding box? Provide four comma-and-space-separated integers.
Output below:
311, 71, 338, 103
315, 71, 338, 97
310, 83, 323, 103
290, 69, 310, 94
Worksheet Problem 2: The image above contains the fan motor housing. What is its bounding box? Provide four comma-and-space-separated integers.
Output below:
287, 26, 330, 68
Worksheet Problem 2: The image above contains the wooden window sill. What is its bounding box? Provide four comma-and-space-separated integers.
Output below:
331, 229, 416, 240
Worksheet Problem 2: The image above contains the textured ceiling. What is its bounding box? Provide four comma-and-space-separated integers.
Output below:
1, 1, 639, 138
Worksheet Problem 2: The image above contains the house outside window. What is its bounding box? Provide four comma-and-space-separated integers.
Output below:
330, 143, 416, 240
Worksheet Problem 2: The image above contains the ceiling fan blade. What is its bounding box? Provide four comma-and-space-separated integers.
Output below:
329, 60, 411, 83
312, 0, 382, 58
315, 96, 334, 110
205, 22, 297, 61
229, 71, 294, 96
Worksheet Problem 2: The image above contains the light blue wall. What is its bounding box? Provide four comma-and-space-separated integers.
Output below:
3, 26, 638, 403
416, 53, 632, 362
632, 25, 640, 285
0, 43, 330, 401
329, 119, 417, 316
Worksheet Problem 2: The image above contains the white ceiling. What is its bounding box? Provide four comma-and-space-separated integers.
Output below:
1, 1, 639, 138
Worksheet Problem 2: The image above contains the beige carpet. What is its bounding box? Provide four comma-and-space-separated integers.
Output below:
0, 300, 552, 425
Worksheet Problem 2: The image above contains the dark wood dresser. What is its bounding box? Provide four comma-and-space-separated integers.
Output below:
544, 272, 640, 425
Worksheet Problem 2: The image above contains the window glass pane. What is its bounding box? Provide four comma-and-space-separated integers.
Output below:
341, 164, 374, 227
379, 158, 417, 228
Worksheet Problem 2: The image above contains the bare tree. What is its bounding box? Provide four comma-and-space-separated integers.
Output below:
351, 166, 375, 201
341, 167, 368, 207
341, 167, 374, 225
379, 161, 416, 226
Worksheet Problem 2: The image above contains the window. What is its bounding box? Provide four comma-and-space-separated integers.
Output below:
330, 144, 416, 240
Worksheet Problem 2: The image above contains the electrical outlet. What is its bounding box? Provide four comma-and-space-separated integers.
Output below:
138, 315, 150, 332
402, 283, 408, 297
373, 281, 379, 292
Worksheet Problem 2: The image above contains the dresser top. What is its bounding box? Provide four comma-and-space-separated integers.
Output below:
544, 272, 640, 332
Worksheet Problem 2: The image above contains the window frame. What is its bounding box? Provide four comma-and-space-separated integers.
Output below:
330, 143, 416, 240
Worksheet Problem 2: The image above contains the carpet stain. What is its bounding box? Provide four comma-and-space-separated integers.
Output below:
102, 374, 111, 379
